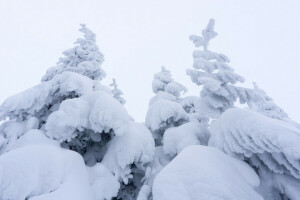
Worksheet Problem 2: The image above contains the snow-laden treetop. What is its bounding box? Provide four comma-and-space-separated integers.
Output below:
42, 24, 106, 82
187, 19, 288, 120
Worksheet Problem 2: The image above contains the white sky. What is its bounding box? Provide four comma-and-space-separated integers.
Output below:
0, 0, 299, 122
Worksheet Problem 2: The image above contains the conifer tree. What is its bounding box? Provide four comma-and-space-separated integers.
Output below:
42, 24, 106, 82
0, 25, 154, 200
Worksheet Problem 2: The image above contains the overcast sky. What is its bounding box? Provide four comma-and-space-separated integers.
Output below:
0, 0, 299, 122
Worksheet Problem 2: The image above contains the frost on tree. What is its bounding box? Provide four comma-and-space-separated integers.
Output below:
42, 24, 105, 82
110, 78, 126, 105
0, 25, 154, 200
187, 19, 287, 120
209, 108, 300, 200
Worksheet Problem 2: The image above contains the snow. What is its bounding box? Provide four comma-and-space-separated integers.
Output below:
152, 67, 173, 94
102, 122, 155, 183
42, 24, 105, 82
209, 108, 300, 178
0, 144, 94, 200
146, 99, 188, 132
137, 147, 172, 200
8, 129, 59, 151
152, 145, 263, 200
149, 91, 177, 106
86, 163, 120, 200
0, 72, 105, 121
110, 78, 126, 105
163, 122, 209, 156
0, 117, 39, 153
45, 91, 132, 142
164, 82, 187, 98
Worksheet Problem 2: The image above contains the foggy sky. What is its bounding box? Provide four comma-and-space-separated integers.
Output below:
0, 0, 299, 122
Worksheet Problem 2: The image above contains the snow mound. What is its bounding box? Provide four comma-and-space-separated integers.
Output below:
146, 99, 188, 131
152, 145, 263, 200
163, 122, 209, 156
0, 144, 94, 200
209, 108, 300, 178
45, 91, 132, 142
102, 122, 155, 183
0, 72, 105, 120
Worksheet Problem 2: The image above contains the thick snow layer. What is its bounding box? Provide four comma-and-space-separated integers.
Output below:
0, 72, 107, 120
8, 129, 59, 151
102, 122, 155, 183
86, 163, 120, 200
149, 91, 177, 106
209, 108, 300, 178
163, 122, 209, 156
0, 117, 39, 153
0, 144, 94, 200
46, 91, 132, 142
146, 99, 188, 131
152, 145, 262, 200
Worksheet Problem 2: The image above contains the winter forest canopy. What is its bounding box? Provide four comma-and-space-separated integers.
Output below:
0, 19, 300, 200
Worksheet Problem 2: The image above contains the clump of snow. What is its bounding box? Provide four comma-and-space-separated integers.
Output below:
0, 117, 39, 153
163, 122, 209, 156
152, 145, 263, 200
165, 82, 187, 98
42, 24, 105, 82
209, 108, 300, 178
86, 163, 120, 199
8, 129, 59, 151
0, 72, 105, 121
146, 99, 188, 132
149, 91, 177, 106
45, 91, 131, 142
102, 122, 155, 183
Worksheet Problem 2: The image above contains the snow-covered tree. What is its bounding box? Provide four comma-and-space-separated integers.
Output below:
42, 24, 106, 82
0, 25, 154, 200
187, 19, 288, 121
187, 19, 300, 200
146, 66, 189, 146
110, 78, 126, 105
142, 67, 209, 200
150, 19, 300, 200
187, 19, 247, 118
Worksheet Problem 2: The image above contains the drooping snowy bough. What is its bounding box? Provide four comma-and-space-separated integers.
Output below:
209, 108, 300, 200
